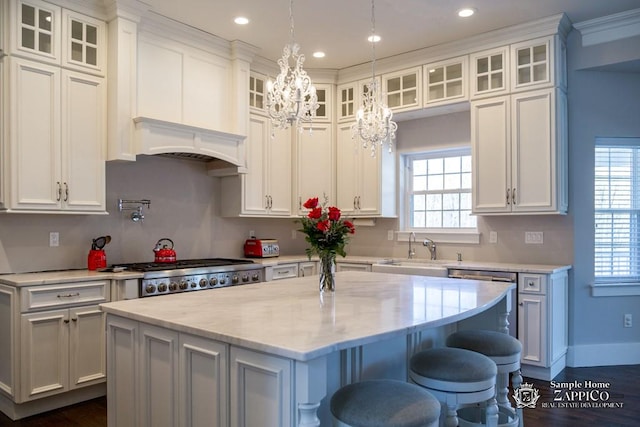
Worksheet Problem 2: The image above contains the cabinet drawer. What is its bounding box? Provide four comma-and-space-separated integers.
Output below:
518, 274, 546, 294
21, 280, 110, 312
270, 264, 299, 281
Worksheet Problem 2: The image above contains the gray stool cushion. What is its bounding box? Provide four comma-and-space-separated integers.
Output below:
410, 347, 497, 383
446, 330, 522, 357
330, 379, 440, 427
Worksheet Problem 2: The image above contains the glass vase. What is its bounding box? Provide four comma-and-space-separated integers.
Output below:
319, 252, 336, 293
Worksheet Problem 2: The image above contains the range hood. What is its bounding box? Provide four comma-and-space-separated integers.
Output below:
132, 117, 248, 174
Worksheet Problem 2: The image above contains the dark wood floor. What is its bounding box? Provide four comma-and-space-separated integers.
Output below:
1, 365, 638, 426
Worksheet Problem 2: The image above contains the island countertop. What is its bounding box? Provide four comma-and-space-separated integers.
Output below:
100, 271, 514, 361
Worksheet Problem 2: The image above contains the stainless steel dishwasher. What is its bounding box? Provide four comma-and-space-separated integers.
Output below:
448, 269, 518, 338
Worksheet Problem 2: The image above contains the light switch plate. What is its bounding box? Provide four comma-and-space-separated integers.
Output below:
489, 231, 498, 244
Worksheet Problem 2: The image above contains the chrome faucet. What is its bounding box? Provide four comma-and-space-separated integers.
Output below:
423, 238, 437, 260
408, 232, 417, 259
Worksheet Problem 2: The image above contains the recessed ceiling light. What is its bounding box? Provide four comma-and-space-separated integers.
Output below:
367, 34, 381, 43
457, 8, 476, 18
313, 51, 326, 58
234, 16, 249, 25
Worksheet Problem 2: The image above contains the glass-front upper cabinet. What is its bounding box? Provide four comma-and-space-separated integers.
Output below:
424, 55, 468, 106
383, 66, 421, 112
511, 35, 565, 92
310, 83, 332, 122
249, 73, 266, 111
62, 10, 105, 74
13, 0, 61, 62
470, 46, 509, 99
337, 81, 357, 122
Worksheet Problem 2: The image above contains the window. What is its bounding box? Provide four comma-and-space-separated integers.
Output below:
594, 138, 640, 282
405, 149, 476, 230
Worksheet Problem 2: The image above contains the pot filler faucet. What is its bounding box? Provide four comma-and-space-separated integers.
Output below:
423, 238, 437, 260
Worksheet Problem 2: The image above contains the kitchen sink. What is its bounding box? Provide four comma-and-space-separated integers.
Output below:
371, 259, 450, 277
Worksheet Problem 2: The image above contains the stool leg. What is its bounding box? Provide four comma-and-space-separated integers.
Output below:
511, 369, 524, 427
496, 371, 510, 409
444, 404, 459, 427
486, 397, 499, 427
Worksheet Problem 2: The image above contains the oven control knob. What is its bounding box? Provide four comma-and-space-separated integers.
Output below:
169, 282, 179, 291
158, 283, 168, 292
145, 284, 156, 294
179, 281, 188, 290
199, 278, 208, 288
251, 273, 260, 281
209, 277, 218, 286
232, 275, 239, 284
189, 280, 197, 288
242, 274, 249, 283
219, 277, 226, 285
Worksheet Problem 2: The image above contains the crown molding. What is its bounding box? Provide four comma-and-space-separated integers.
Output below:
574, 8, 640, 46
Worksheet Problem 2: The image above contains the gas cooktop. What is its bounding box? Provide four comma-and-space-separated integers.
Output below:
113, 258, 254, 272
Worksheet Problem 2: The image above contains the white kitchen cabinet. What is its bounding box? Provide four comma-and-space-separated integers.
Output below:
230, 346, 292, 427
9, 0, 106, 75
518, 270, 568, 380
383, 66, 421, 113
2, 56, 105, 213
294, 123, 335, 215
220, 113, 292, 217
298, 261, 318, 277
471, 88, 567, 215
336, 123, 396, 217
423, 55, 468, 106
20, 304, 105, 402
265, 263, 299, 281
470, 46, 509, 99
310, 83, 332, 123
510, 35, 566, 93
336, 78, 374, 123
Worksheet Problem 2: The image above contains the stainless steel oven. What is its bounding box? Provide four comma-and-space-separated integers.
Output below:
448, 269, 518, 337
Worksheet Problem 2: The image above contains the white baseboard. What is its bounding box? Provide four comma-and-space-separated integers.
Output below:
567, 343, 640, 367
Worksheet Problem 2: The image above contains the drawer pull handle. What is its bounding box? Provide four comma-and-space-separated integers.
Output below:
64, 319, 70, 324
57, 292, 80, 298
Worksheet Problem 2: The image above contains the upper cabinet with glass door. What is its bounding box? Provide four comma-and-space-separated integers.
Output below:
423, 55, 468, 106
510, 35, 566, 93
383, 66, 421, 113
469, 46, 509, 99
309, 83, 332, 123
10, 0, 105, 75
249, 73, 267, 113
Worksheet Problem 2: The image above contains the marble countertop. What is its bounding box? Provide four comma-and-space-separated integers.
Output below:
100, 271, 514, 361
0, 269, 143, 287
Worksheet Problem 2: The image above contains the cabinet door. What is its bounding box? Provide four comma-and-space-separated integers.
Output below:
424, 56, 468, 106
336, 82, 356, 122
511, 36, 558, 92
267, 123, 292, 216
69, 305, 106, 389
62, 70, 106, 212
470, 46, 509, 99
61, 9, 106, 75
336, 123, 359, 215
298, 262, 318, 277
20, 309, 69, 401
179, 334, 228, 427
9, 57, 61, 210
230, 346, 292, 427
296, 123, 334, 214
311, 84, 332, 122
518, 293, 547, 367
383, 67, 421, 112
106, 315, 139, 427
336, 263, 371, 272
139, 324, 180, 427
11, 0, 61, 63
243, 114, 269, 215
471, 96, 511, 214
511, 89, 557, 213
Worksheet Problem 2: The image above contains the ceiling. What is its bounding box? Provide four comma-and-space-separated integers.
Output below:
144, 0, 640, 71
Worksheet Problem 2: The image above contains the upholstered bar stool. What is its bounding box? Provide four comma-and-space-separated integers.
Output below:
446, 330, 523, 427
409, 347, 499, 427
330, 379, 441, 427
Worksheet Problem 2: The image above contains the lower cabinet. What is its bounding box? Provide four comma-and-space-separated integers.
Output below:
20, 305, 106, 401
518, 270, 568, 380
107, 318, 229, 427
298, 261, 318, 277
336, 262, 372, 272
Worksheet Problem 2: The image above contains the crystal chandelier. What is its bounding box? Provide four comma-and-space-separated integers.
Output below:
266, 0, 318, 132
352, 0, 397, 156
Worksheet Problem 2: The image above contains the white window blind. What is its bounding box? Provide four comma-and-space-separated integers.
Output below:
594, 139, 640, 281
406, 150, 476, 229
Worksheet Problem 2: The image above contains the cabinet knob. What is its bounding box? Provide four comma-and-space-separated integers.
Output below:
64, 319, 70, 324
528, 281, 534, 287
72, 318, 78, 322
519, 302, 524, 306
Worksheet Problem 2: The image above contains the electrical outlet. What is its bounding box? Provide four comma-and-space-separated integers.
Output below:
388, 230, 394, 241
291, 229, 297, 239
624, 314, 632, 328
49, 232, 59, 247
525, 231, 544, 244
489, 231, 498, 244
249, 230, 255, 239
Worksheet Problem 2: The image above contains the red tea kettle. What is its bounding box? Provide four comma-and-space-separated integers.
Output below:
153, 238, 177, 263
88, 235, 111, 270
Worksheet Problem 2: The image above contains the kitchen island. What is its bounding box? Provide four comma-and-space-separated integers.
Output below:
101, 271, 515, 427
